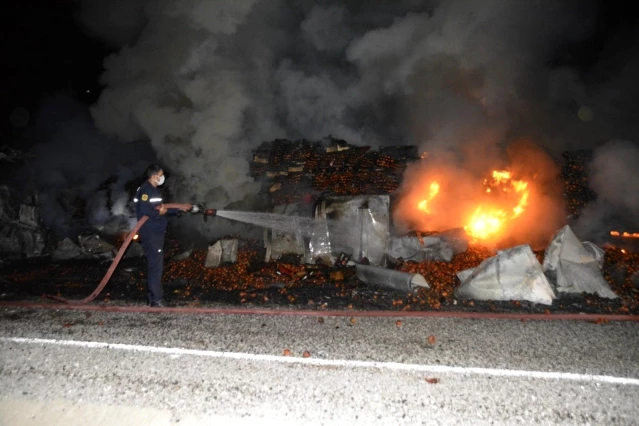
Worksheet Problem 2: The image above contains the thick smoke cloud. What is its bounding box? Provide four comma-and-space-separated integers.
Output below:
22, 95, 154, 238
575, 140, 639, 239
76, 0, 638, 238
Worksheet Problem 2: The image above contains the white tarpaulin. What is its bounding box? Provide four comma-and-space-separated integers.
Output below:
543, 225, 617, 299
314, 195, 390, 266
455, 245, 556, 305
582, 241, 605, 269
205, 239, 239, 268
386, 235, 455, 263
386, 228, 468, 263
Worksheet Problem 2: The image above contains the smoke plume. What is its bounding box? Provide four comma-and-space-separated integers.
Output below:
575, 140, 639, 239
75, 0, 639, 238
21, 95, 154, 238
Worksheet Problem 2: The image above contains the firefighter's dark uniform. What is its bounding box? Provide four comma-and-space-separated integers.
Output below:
134, 181, 179, 304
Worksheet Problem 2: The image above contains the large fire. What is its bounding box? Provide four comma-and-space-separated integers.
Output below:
463, 171, 530, 240
393, 143, 565, 247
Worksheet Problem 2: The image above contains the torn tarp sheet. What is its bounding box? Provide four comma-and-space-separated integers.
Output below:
355, 264, 429, 293
455, 245, 556, 305
543, 225, 617, 299
387, 228, 468, 263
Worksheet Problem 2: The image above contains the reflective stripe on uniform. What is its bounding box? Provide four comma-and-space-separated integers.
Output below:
149, 198, 163, 202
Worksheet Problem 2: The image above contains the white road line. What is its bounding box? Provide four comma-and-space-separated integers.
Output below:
3, 336, 639, 386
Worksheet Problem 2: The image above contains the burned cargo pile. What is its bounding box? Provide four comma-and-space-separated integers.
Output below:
561, 150, 598, 219
251, 138, 418, 205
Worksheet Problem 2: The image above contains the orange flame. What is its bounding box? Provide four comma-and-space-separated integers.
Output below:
464, 207, 507, 240
464, 170, 529, 241
394, 140, 566, 248
610, 231, 639, 239
417, 182, 440, 213
413, 170, 530, 241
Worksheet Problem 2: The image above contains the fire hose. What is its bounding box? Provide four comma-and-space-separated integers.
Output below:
46, 203, 216, 305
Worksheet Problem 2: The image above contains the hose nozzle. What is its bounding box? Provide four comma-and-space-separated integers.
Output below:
192, 203, 216, 221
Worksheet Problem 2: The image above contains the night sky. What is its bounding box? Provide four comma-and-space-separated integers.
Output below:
1, 1, 106, 139
1, 0, 638, 240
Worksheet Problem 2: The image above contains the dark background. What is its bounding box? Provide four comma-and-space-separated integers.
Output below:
1, 1, 637, 149
1, 0, 108, 146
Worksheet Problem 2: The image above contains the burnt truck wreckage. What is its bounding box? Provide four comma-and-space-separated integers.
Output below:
0, 138, 638, 313
0, 186, 47, 258
0, 146, 47, 258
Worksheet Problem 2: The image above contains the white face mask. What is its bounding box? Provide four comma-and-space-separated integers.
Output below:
156, 175, 165, 186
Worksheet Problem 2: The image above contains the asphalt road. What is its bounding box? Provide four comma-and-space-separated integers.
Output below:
1, 307, 638, 425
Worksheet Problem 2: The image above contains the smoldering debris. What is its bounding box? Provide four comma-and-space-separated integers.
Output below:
251, 138, 413, 205
0, 146, 31, 164
0, 186, 47, 258
1, 140, 637, 310
573, 141, 639, 241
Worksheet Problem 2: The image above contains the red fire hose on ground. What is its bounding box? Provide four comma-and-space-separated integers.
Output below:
1, 205, 638, 321
46, 215, 150, 305
45, 203, 214, 305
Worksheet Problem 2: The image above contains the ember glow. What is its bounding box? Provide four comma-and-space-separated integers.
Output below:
610, 231, 639, 239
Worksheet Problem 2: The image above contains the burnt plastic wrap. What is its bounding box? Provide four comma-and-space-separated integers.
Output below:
358, 207, 389, 265
386, 229, 468, 263
308, 218, 332, 265
264, 203, 306, 262
355, 264, 429, 293
315, 195, 389, 266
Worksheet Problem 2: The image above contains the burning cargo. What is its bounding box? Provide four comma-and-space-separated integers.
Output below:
241, 138, 636, 308
251, 137, 414, 206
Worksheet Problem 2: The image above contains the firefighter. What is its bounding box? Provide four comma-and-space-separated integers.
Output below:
134, 164, 192, 307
